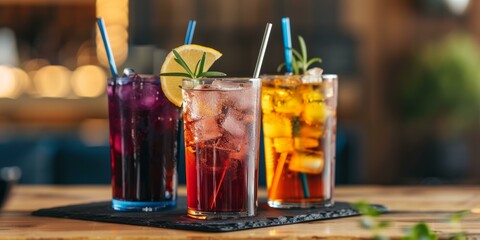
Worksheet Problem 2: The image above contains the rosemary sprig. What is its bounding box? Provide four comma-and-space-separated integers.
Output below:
277, 35, 322, 74
160, 50, 226, 79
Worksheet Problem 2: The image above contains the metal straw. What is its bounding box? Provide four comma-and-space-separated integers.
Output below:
253, 23, 273, 78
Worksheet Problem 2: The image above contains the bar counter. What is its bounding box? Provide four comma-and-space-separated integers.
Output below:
1, 185, 479, 239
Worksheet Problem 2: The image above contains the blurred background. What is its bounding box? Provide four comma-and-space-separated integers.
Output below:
0, 0, 479, 185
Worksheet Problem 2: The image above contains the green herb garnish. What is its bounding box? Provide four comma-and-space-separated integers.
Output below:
402, 223, 437, 240
277, 35, 322, 74
160, 50, 226, 79
448, 210, 470, 240
354, 201, 471, 240
353, 201, 391, 240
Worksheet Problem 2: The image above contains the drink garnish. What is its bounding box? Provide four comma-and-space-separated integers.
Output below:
277, 36, 322, 74
160, 50, 226, 79
159, 44, 225, 107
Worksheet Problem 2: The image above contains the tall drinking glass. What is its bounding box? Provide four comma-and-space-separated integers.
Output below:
261, 74, 338, 208
107, 74, 181, 211
182, 78, 261, 219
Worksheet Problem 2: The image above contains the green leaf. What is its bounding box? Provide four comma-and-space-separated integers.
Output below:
374, 235, 390, 240
159, 72, 192, 78
198, 52, 206, 77
197, 71, 227, 78
292, 58, 299, 74
450, 232, 467, 240
174, 58, 194, 77
172, 49, 193, 77
292, 49, 304, 62
275, 35, 324, 74
449, 210, 470, 223
306, 58, 322, 68
297, 61, 305, 70
377, 220, 391, 229
277, 62, 286, 73
193, 59, 201, 77
292, 48, 307, 73
403, 223, 438, 240
298, 35, 308, 64
353, 201, 381, 217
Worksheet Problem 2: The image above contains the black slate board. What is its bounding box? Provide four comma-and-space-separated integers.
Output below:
32, 197, 387, 232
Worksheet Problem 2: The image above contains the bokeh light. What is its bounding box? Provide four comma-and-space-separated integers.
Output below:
33, 65, 71, 98
11, 68, 30, 98
0, 66, 18, 98
71, 65, 107, 98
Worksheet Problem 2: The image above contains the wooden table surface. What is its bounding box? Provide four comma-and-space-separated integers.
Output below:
1, 185, 480, 239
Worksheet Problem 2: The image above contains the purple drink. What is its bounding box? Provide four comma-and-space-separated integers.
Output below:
107, 74, 180, 211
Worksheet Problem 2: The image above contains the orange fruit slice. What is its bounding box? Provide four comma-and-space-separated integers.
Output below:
160, 44, 222, 107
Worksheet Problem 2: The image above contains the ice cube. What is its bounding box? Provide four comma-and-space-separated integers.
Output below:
117, 84, 133, 101
139, 83, 159, 109
141, 95, 156, 108
212, 80, 243, 90
262, 113, 292, 138
302, 87, 324, 103
228, 136, 248, 160
188, 91, 223, 121
126, 73, 142, 84
297, 125, 323, 138
303, 102, 329, 125
214, 80, 256, 111
273, 137, 294, 153
288, 151, 324, 174
294, 137, 320, 151
122, 68, 136, 77
192, 117, 223, 143
222, 111, 246, 137
234, 86, 256, 111
273, 89, 303, 116
305, 67, 323, 76
302, 67, 324, 83
261, 88, 275, 113
215, 133, 242, 152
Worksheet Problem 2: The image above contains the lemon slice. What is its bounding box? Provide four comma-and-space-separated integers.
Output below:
160, 44, 223, 107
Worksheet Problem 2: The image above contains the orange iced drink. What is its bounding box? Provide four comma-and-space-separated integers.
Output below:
262, 73, 337, 208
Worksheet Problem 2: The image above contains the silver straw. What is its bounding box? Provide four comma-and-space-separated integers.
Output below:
253, 23, 273, 78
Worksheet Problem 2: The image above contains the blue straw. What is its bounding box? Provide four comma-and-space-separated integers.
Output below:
96, 18, 118, 78
184, 20, 196, 44
300, 172, 310, 198
282, 17, 310, 198
281, 17, 293, 73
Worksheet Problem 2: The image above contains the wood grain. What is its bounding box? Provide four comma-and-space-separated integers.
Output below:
1, 185, 480, 239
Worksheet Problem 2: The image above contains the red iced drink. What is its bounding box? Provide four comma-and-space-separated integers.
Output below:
182, 78, 261, 219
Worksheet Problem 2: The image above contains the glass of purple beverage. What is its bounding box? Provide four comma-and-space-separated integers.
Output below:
107, 74, 181, 211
